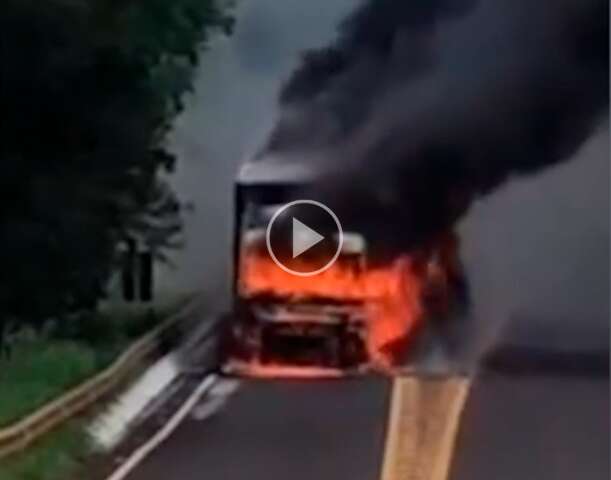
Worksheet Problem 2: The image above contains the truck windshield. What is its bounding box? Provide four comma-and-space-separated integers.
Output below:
242, 203, 282, 230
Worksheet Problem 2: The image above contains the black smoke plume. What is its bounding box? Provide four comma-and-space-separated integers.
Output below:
260, 0, 609, 259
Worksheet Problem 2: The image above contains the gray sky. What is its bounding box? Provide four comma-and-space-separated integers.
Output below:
460, 125, 609, 353
161, 0, 608, 352
161, 0, 358, 301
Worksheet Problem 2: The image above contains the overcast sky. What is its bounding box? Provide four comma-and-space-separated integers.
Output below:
460, 125, 609, 353
163, 0, 357, 299
162, 0, 608, 352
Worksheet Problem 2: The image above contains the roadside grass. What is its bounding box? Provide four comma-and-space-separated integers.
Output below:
0, 294, 194, 427
0, 294, 194, 479
0, 422, 87, 480
0, 340, 99, 428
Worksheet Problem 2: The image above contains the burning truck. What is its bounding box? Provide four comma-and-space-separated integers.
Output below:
222, 157, 467, 377
216, 0, 607, 378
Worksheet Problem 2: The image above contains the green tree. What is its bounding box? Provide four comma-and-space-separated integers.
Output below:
0, 0, 233, 339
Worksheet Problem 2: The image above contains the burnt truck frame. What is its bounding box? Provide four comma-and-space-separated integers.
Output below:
222, 157, 468, 377
223, 159, 371, 376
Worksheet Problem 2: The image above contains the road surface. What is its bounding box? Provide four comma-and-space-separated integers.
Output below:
125, 377, 390, 480
123, 369, 608, 480
451, 373, 609, 480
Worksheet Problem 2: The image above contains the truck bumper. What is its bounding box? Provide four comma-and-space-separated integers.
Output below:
222, 359, 369, 379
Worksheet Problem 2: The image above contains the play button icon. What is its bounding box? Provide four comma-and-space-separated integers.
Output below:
266, 200, 343, 276
292, 218, 324, 258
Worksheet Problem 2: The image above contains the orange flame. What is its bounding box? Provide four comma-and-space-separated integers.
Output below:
239, 248, 426, 368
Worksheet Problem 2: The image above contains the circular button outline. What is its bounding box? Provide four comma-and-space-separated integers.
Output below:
265, 199, 343, 277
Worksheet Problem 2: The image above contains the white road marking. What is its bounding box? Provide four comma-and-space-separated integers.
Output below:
105, 375, 217, 480
89, 354, 180, 450
192, 378, 241, 421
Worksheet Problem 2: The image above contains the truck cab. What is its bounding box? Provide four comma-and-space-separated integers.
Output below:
222, 156, 466, 377
223, 158, 371, 377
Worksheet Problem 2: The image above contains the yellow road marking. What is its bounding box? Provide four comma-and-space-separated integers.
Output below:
380, 376, 471, 480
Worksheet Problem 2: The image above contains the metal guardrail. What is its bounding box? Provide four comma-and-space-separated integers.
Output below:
0, 298, 206, 460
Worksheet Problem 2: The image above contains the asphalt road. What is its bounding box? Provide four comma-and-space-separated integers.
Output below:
123, 364, 608, 480
450, 372, 609, 480
126, 377, 391, 480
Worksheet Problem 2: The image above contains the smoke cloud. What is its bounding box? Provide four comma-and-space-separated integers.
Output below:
260, 0, 609, 259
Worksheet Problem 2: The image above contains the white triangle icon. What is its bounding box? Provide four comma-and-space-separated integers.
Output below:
292, 218, 324, 258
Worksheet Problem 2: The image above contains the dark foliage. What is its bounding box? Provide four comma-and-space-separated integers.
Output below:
0, 0, 233, 333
